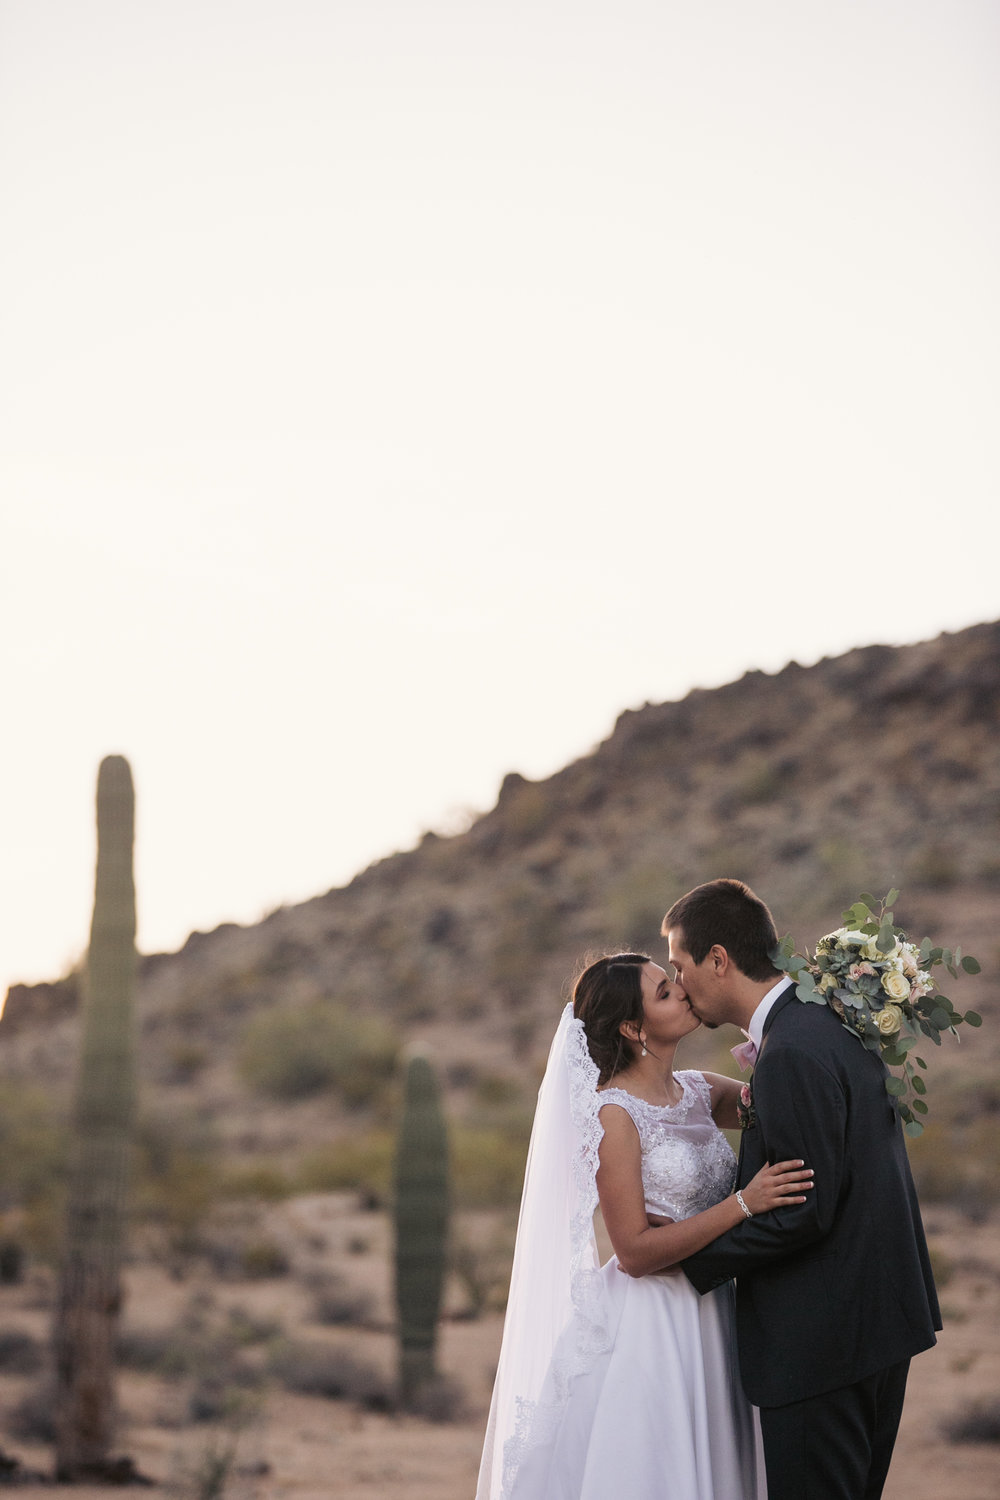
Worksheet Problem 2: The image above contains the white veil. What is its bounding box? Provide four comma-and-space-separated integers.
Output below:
475, 1002, 614, 1500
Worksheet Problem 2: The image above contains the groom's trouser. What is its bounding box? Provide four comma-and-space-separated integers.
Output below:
757, 1358, 910, 1500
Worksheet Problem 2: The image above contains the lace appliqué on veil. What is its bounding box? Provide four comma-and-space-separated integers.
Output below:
500, 1019, 610, 1499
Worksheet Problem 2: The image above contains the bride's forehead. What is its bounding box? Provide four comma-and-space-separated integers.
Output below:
641, 961, 669, 989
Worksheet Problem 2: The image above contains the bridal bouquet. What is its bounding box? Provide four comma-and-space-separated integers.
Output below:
773, 891, 982, 1136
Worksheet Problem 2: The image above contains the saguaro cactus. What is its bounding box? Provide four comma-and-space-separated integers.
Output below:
393, 1053, 450, 1403
53, 756, 138, 1479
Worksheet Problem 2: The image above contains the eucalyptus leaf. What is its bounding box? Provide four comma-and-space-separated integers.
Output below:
885, 1077, 907, 1097
877, 924, 895, 954
904, 1120, 924, 1138
964, 1011, 983, 1027
912, 1075, 927, 1095
858, 893, 877, 909
915, 1056, 927, 1068
911, 1098, 928, 1115
961, 956, 982, 975
797, 982, 825, 1004
885, 888, 900, 907
930, 1008, 951, 1030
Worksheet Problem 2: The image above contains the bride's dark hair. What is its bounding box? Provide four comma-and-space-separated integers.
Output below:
572, 952, 650, 1085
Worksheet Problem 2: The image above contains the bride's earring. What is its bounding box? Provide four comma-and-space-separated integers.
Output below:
640, 1038, 647, 1058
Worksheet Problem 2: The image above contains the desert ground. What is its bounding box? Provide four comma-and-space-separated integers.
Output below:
1, 1192, 998, 1499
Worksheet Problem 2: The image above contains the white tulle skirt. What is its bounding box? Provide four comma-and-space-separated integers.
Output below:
507, 1258, 766, 1500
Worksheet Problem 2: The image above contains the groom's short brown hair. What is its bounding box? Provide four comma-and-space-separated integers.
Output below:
663, 878, 780, 982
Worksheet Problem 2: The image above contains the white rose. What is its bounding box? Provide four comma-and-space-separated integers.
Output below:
837, 930, 870, 948
882, 970, 911, 1003
876, 1005, 903, 1036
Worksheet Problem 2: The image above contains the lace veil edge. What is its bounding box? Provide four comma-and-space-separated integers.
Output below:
475, 1002, 612, 1500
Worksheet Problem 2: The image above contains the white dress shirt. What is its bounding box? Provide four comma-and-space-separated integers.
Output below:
747, 973, 796, 1054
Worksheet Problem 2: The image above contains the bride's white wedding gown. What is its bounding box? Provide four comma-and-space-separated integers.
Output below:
498, 1070, 766, 1500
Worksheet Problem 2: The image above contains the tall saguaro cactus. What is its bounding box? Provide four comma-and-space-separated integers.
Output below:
393, 1054, 450, 1403
54, 756, 138, 1480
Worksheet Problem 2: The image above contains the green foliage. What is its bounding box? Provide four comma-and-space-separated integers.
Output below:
394, 1055, 450, 1402
0, 1080, 67, 1230
295, 1133, 395, 1201
451, 1128, 529, 1209
133, 1113, 221, 1253
238, 1002, 398, 1104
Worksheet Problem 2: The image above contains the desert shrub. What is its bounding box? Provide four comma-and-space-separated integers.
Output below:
0, 1238, 25, 1283
451, 1128, 530, 1209
218, 1163, 291, 1201
0, 1082, 67, 1255
267, 1340, 390, 1408
909, 842, 960, 890
238, 1003, 398, 1105
449, 1234, 515, 1317
472, 1072, 524, 1110
133, 1112, 220, 1252
295, 1133, 395, 1201
926, 1245, 954, 1290
737, 755, 782, 806
168, 1433, 239, 1500
907, 1117, 1000, 1216
403, 1371, 467, 1422
0, 1329, 43, 1374
306, 1273, 374, 1327
117, 1324, 177, 1372
8, 1379, 57, 1442
942, 1399, 1000, 1444
239, 1239, 291, 1279
605, 868, 676, 951
224, 1305, 284, 1346
165, 1041, 209, 1083
187, 1374, 262, 1425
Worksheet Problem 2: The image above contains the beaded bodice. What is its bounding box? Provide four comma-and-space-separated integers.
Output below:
598, 1071, 737, 1222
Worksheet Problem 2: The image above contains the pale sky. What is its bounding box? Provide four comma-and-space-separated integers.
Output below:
3, 0, 998, 995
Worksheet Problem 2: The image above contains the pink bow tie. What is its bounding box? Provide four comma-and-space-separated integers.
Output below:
731, 1035, 758, 1072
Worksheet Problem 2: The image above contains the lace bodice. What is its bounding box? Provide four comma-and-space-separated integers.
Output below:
598, 1072, 737, 1222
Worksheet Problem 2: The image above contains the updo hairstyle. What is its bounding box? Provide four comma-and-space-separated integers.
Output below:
572, 952, 650, 1085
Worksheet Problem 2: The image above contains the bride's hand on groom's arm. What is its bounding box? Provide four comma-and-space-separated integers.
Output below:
740, 1159, 815, 1216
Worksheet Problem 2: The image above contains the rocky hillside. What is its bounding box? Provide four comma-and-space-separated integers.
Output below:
3, 620, 998, 1197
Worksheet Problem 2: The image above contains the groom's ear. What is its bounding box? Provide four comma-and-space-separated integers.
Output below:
709, 944, 730, 977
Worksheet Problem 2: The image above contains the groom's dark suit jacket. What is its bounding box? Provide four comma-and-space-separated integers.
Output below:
684, 985, 941, 1408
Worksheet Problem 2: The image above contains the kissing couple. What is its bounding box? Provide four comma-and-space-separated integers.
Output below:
476, 878, 940, 1500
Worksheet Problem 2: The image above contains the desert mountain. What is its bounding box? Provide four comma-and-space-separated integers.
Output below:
3, 620, 997, 1188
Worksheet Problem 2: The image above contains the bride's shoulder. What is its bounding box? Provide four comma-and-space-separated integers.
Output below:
677, 1070, 716, 1103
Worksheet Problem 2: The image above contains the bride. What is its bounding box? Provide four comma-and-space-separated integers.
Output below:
476, 952, 813, 1500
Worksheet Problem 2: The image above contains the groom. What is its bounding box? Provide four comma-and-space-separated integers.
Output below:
666, 879, 940, 1500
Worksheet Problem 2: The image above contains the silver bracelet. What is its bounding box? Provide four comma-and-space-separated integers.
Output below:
735, 1189, 753, 1219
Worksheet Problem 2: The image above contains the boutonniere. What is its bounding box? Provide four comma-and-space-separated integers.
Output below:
736, 1081, 756, 1132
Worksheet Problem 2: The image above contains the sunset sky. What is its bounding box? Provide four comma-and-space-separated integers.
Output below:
3, 0, 997, 995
